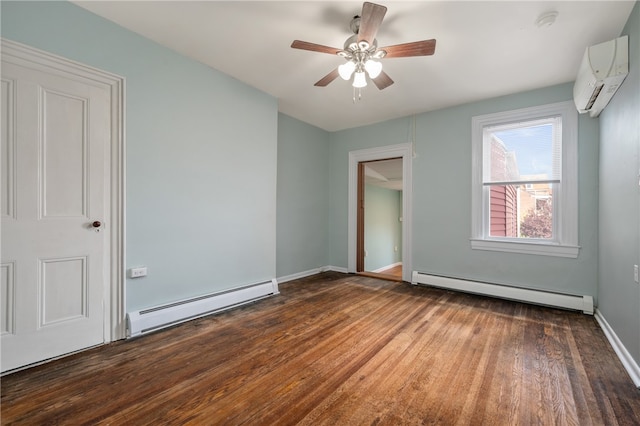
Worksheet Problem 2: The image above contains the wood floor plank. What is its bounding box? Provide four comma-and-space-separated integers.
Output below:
2, 272, 640, 425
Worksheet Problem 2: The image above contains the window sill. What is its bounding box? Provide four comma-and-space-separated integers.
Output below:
470, 239, 580, 258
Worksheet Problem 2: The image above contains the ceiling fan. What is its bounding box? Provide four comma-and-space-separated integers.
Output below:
291, 2, 436, 91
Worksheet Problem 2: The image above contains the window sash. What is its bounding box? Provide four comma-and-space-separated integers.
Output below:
483, 179, 559, 186
483, 183, 557, 241
482, 116, 562, 185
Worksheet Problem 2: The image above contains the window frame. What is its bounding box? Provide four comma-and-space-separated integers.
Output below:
471, 101, 579, 258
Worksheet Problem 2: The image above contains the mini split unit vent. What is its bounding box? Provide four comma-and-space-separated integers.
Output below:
573, 35, 629, 118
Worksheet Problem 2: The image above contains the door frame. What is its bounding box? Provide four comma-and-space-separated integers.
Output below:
356, 162, 365, 273
348, 143, 413, 282
357, 158, 403, 274
2, 38, 126, 342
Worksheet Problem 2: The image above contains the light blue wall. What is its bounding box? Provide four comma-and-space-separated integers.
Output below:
1, 1, 278, 311
330, 83, 600, 299
277, 114, 329, 278
364, 185, 402, 271
598, 2, 640, 365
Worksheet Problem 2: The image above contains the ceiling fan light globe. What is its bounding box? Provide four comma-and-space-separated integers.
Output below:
364, 60, 382, 78
338, 61, 356, 80
353, 71, 367, 88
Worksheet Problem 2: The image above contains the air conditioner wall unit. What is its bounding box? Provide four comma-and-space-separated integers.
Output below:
573, 35, 628, 118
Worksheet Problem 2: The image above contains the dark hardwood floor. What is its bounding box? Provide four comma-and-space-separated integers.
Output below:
2, 272, 640, 425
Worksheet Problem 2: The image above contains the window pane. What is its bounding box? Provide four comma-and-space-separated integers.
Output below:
489, 185, 519, 237
521, 193, 553, 239
483, 118, 561, 185
489, 184, 553, 239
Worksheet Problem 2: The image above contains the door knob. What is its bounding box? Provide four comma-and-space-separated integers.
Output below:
92, 221, 102, 228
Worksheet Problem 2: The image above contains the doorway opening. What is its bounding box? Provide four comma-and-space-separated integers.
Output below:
357, 158, 404, 282
348, 143, 413, 283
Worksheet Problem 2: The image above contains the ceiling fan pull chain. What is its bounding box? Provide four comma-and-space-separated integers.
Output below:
352, 86, 364, 104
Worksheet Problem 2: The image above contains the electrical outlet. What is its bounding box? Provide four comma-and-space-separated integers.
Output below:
634, 265, 639, 283
129, 267, 148, 278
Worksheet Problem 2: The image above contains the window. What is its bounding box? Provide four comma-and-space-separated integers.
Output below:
471, 101, 579, 258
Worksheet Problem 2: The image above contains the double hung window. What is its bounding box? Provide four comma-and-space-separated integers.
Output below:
471, 101, 579, 258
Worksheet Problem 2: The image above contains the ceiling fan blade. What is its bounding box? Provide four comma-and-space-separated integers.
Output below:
372, 71, 394, 90
314, 68, 340, 87
291, 40, 341, 55
357, 2, 387, 45
379, 39, 437, 58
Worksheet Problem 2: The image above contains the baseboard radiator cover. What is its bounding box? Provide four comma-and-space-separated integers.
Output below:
126, 279, 279, 338
412, 272, 593, 315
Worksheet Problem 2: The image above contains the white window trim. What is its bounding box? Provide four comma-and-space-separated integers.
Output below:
471, 101, 579, 258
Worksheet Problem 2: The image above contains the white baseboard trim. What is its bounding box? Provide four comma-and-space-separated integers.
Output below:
277, 267, 325, 283
594, 309, 640, 388
277, 266, 350, 284
372, 262, 402, 273
326, 265, 349, 274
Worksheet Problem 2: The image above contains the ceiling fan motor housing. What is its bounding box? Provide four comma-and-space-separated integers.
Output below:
350, 15, 361, 34
343, 14, 385, 59
342, 34, 378, 55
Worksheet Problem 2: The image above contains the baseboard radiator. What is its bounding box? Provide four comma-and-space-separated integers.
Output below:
412, 272, 593, 315
126, 279, 279, 338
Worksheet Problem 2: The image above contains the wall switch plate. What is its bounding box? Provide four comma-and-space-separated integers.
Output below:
634, 265, 639, 283
129, 267, 148, 278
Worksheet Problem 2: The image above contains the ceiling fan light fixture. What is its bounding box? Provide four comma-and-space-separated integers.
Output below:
290, 2, 436, 95
364, 59, 382, 78
339, 61, 356, 80
353, 71, 367, 88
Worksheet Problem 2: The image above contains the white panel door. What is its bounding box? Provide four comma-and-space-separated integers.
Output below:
1, 59, 110, 373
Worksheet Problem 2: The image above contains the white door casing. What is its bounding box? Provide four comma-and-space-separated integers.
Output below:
348, 143, 413, 282
1, 39, 124, 373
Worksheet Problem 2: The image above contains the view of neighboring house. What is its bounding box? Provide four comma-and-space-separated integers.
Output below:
488, 133, 554, 239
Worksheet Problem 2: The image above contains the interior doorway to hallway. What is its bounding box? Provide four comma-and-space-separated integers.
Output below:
357, 158, 404, 282
348, 143, 413, 283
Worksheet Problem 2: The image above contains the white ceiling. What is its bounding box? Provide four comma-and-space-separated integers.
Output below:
73, 1, 634, 132
365, 159, 403, 190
